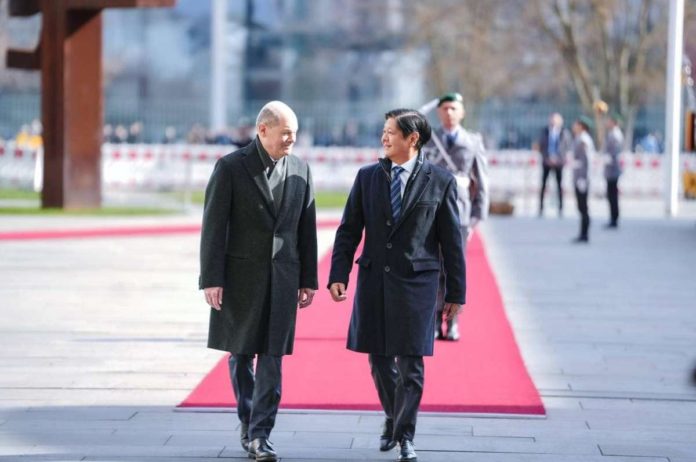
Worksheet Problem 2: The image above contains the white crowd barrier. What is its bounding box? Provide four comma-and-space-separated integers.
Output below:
0, 142, 40, 190
2, 141, 696, 200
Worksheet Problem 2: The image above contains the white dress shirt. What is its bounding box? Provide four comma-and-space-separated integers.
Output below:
392, 155, 419, 198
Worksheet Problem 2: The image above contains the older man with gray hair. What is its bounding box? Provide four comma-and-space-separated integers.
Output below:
200, 101, 318, 461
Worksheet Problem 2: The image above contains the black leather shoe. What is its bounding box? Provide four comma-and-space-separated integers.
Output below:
571, 236, 589, 244
397, 439, 417, 461
240, 422, 250, 452
379, 419, 396, 451
248, 438, 277, 462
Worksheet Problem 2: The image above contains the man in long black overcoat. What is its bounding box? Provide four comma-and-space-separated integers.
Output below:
328, 109, 466, 462
200, 101, 317, 462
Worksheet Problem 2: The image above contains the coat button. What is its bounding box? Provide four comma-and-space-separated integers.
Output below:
384, 266, 390, 272
259, 204, 264, 209
386, 243, 392, 249
386, 220, 392, 226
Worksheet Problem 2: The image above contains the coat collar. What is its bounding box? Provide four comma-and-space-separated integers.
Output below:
275, 155, 299, 223
241, 141, 276, 217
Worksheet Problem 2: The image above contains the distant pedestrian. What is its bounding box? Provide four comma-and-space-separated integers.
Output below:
161, 126, 179, 144
603, 114, 624, 229
127, 121, 144, 144
571, 116, 595, 243
114, 124, 129, 143
537, 113, 572, 217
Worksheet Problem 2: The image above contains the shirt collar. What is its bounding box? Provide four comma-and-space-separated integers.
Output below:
443, 126, 461, 137
393, 154, 418, 174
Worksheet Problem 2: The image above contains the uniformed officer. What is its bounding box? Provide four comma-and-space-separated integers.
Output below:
603, 113, 624, 229
571, 116, 595, 243
422, 92, 488, 341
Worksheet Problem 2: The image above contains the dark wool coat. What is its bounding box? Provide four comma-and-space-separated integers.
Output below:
329, 154, 466, 357
199, 141, 318, 356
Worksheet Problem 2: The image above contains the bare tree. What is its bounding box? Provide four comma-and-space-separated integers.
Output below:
405, 1, 528, 108
528, 0, 668, 146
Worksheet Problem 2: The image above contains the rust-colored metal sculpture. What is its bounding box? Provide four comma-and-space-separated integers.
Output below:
6, 0, 175, 208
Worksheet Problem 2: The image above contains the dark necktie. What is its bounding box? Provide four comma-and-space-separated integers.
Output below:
391, 165, 404, 221
446, 133, 456, 149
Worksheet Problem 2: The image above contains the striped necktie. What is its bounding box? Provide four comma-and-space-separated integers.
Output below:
391, 165, 404, 221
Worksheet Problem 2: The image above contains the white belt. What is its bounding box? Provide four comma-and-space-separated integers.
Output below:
455, 175, 470, 190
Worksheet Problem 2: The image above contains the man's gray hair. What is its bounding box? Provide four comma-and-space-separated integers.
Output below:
256, 101, 295, 128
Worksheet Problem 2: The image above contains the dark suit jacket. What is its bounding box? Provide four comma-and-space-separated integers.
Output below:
329, 154, 466, 356
539, 126, 572, 167
199, 140, 318, 355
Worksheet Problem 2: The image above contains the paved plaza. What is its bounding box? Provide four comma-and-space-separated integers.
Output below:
0, 198, 695, 461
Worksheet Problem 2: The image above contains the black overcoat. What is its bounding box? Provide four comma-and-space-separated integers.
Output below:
199, 141, 318, 355
329, 154, 466, 357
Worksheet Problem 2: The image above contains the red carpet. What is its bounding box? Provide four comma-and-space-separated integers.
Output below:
0, 220, 340, 241
180, 230, 545, 415
0, 224, 202, 241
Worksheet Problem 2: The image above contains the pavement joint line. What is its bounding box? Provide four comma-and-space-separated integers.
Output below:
539, 392, 696, 402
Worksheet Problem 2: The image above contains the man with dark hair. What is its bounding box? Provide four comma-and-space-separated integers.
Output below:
571, 116, 595, 243
328, 108, 466, 462
423, 92, 489, 341
200, 101, 318, 462
538, 112, 572, 217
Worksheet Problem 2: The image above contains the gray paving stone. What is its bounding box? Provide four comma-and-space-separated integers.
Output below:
1, 209, 695, 460
599, 442, 696, 458
0, 457, 84, 462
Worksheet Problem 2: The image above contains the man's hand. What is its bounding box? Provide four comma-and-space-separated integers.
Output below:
204, 287, 223, 311
329, 282, 347, 302
443, 302, 462, 321
298, 288, 315, 309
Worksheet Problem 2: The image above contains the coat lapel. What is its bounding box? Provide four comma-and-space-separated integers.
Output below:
275, 155, 296, 224
241, 146, 276, 217
378, 158, 394, 223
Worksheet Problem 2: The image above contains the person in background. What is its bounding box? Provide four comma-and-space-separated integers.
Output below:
15, 120, 42, 150
161, 126, 179, 144
423, 92, 488, 341
537, 112, 572, 217
603, 113, 624, 229
103, 124, 117, 143
127, 121, 144, 143
571, 116, 595, 243
114, 124, 129, 143
329, 109, 465, 462
187, 123, 207, 144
